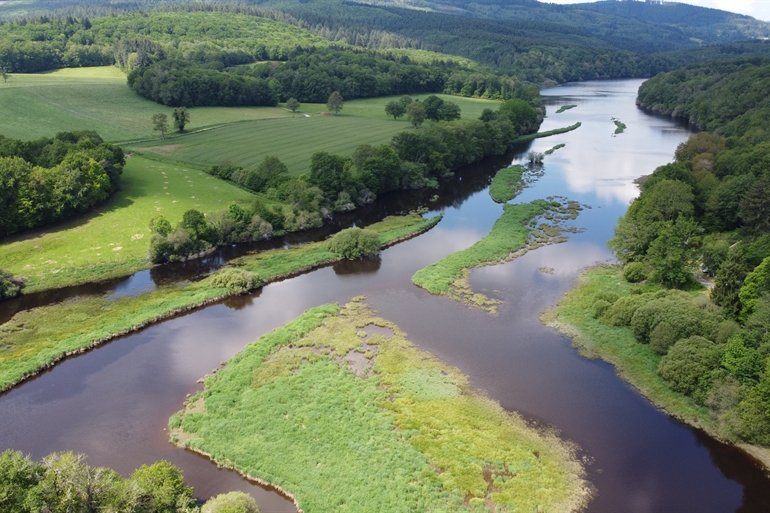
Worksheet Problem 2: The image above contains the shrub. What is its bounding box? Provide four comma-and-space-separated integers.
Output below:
202, 491, 260, 513
327, 228, 381, 259
0, 269, 23, 300
209, 269, 260, 294
595, 291, 619, 304
658, 336, 721, 403
592, 299, 611, 319
623, 262, 648, 283
600, 293, 656, 326
649, 321, 677, 354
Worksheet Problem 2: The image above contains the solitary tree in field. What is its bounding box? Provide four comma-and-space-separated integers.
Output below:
286, 97, 300, 113
406, 102, 426, 129
172, 107, 190, 132
152, 113, 169, 139
326, 91, 343, 114
384, 100, 406, 120
0, 67, 9, 84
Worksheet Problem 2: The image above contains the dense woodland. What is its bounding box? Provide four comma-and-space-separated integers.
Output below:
601, 58, 770, 445
0, 131, 124, 237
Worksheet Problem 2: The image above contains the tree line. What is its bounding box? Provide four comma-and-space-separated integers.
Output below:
603, 58, 770, 446
0, 449, 261, 513
0, 130, 124, 237
149, 96, 541, 263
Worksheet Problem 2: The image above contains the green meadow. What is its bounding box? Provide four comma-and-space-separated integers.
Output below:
0, 67, 293, 142
170, 301, 590, 513
0, 155, 257, 292
0, 213, 440, 392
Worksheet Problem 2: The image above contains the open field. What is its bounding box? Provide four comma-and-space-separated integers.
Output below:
0, 155, 256, 292
170, 301, 590, 513
130, 116, 411, 175
0, 67, 294, 141
0, 214, 441, 393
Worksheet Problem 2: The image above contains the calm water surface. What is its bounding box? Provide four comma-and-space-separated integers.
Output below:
1, 80, 769, 513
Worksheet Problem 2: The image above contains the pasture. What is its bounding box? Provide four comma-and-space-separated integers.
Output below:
0, 155, 256, 292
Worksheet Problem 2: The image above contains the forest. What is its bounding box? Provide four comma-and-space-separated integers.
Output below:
587, 57, 770, 445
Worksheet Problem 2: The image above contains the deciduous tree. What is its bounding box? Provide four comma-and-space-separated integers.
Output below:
152, 113, 169, 139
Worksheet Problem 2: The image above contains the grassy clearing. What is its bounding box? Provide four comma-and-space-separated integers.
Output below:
612, 119, 627, 134
0, 67, 293, 141
513, 122, 582, 144
170, 301, 591, 513
0, 214, 440, 393
488, 165, 526, 203
555, 105, 577, 114
0, 155, 256, 293
545, 143, 566, 155
413, 199, 582, 312
130, 116, 410, 176
540, 265, 714, 429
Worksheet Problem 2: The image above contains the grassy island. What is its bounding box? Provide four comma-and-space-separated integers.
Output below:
413, 200, 581, 313
170, 300, 591, 513
0, 214, 440, 393
612, 119, 626, 134
488, 165, 527, 203
512, 122, 581, 144
555, 105, 577, 114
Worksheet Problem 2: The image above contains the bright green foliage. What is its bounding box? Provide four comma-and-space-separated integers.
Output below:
413, 201, 547, 296
286, 98, 300, 113
152, 113, 169, 139
208, 269, 261, 294
202, 491, 260, 513
645, 216, 701, 287
406, 102, 426, 128
327, 228, 381, 259
623, 262, 648, 283
130, 461, 195, 513
170, 302, 589, 513
0, 450, 42, 513
488, 165, 525, 203
613, 119, 626, 134
739, 256, 770, 321
658, 336, 721, 403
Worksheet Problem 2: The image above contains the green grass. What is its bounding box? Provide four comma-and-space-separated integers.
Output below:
613, 119, 627, 134
0, 155, 256, 293
488, 165, 526, 203
555, 105, 577, 114
0, 213, 441, 392
412, 201, 549, 311
170, 301, 590, 513
130, 116, 409, 175
0, 67, 294, 142
540, 265, 714, 431
512, 122, 582, 144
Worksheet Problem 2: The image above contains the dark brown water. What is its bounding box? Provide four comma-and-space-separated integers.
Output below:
1, 80, 769, 512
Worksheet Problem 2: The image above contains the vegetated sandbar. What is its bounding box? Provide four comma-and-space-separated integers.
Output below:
540, 265, 770, 471
0, 213, 440, 393
555, 105, 577, 114
170, 300, 592, 513
512, 122, 581, 144
488, 165, 527, 204
412, 199, 581, 313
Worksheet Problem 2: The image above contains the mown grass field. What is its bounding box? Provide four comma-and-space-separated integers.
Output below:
170, 301, 590, 513
0, 214, 440, 393
0, 155, 256, 292
0, 67, 293, 142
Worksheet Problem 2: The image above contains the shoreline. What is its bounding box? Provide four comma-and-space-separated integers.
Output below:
541, 265, 770, 473
0, 216, 441, 396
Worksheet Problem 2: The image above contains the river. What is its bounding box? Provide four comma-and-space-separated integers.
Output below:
1, 79, 769, 513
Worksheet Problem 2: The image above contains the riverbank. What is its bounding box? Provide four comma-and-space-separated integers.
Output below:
0, 213, 440, 394
413, 198, 581, 313
170, 300, 592, 513
541, 264, 770, 471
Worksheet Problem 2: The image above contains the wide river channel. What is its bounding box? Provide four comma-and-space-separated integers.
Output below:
2, 80, 769, 513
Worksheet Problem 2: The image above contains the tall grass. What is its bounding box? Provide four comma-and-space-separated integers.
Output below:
171, 301, 590, 513
0, 214, 440, 392
488, 165, 526, 203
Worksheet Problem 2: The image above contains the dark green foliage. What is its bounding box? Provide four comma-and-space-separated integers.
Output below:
172, 107, 190, 132
309, 151, 352, 197
286, 97, 300, 112
658, 336, 722, 403
498, 99, 539, 135
326, 90, 343, 114
629, 295, 720, 352
385, 100, 405, 120
421, 95, 461, 122
327, 227, 381, 258
0, 268, 23, 300
0, 131, 123, 238
208, 268, 260, 294
406, 102, 426, 128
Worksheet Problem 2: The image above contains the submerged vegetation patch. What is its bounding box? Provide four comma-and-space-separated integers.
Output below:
0, 214, 440, 393
556, 105, 577, 114
170, 301, 591, 513
412, 200, 582, 313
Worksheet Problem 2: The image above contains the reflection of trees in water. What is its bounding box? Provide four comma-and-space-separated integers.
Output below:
333, 256, 382, 276
692, 428, 770, 513
223, 289, 261, 311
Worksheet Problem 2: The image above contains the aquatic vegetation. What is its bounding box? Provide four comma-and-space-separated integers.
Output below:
488, 165, 526, 203
0, 214, 440, 393
170, 301, 591, 513
612, 119, 626, 134
556, 105, 577, 113
545, 143, 566, 155
413, 200, 580, 312
512, 122, 581, 143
